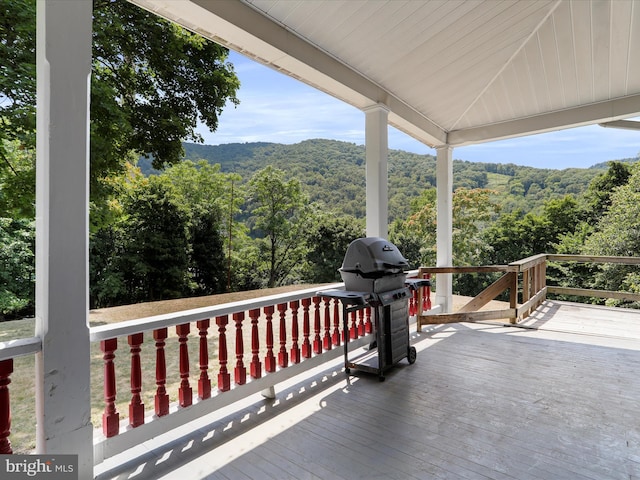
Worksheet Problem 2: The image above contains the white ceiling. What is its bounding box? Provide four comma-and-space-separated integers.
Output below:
131, 0, 640, 148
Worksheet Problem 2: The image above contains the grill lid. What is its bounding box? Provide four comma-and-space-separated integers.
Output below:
340, 237, 409, 277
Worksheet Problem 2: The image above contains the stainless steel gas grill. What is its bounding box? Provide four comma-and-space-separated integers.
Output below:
320, 237, 430, 381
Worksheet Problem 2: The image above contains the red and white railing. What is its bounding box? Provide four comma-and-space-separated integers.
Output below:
0, 337, 41, 454
0, 271, 429, 465
90, 282, 377, 464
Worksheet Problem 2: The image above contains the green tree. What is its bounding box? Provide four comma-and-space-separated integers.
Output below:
583, 161, 631, 223
0, 218, 34, 318
0, 0, 36, 166
391, 188, 499, 269
246, 166, 310, 288
482, 195, 581, 266
1, 0, 240, 223
90, 174, 191, 307
91, 0, 239, 169
304, 210, 364, 282
160, 160, 242, 294
0, 140, 35, 218
549, 162, 635, 303
582, 163, 640, 302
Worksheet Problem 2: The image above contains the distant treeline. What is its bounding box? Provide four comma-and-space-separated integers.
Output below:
139, 139, 637, 222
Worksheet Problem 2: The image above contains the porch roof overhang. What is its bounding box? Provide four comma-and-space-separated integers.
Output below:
130, 0, 640, 151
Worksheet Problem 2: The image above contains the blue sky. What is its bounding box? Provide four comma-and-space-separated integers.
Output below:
197, 51, 640, 170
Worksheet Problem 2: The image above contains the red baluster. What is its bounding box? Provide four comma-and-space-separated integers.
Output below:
101, 338, 119, 437
332, 298, 341, 346
233, 312, 247, 385
290, 300, 301, 364
322, 297, 332, 350
128, 333, 144, 428
197, 319, 211, 400
264, 306, 276, 373
350, 311, 358, 339
153, 328, 169, 416
277, 303, 289, 368
312, 296, 323, 354
365, 306, 373, 333
424, 273, 432, 311
357, 308, 366, 336
301, 298, 312, 358
409, 289, 417, 316
216, 315, 231, 392
176, 323, 193, 407
249, 309, 262, 379
0, 359, 13, 454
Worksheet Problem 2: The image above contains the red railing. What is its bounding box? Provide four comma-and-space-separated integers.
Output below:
95, 295, 356, 439
90, 282, 396, 463
0, 337, 41, 455
0, 358, 13, 454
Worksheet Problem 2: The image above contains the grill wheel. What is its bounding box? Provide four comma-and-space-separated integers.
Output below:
407, 346, 417, 364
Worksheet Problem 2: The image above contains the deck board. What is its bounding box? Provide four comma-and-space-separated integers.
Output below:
95, 300, 640, 480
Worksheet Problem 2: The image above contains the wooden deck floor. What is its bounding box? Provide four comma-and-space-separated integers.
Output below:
96, 300, 640, 480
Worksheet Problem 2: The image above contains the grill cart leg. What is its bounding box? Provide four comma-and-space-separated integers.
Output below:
343, 304, 350, 374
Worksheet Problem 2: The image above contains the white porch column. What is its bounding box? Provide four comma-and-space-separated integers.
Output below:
364, 104, 390, 239
436, 145, 453, 313
35, 1, 93, 476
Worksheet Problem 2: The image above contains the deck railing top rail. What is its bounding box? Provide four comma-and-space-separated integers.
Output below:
509, 253, 547, 270
547, 254, 640, 265
89, 283, 344, 342
0, 337, 41, 362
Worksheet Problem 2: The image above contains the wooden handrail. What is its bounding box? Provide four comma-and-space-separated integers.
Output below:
547, 254, 640, 265
417, 265, 518, 274
417, 256, 547, 329
509, 253, 547, 271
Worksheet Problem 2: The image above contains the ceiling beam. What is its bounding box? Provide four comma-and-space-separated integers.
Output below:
598, 120, 640, 131
447, 94, 640, 146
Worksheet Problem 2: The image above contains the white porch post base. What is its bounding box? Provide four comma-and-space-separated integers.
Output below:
436, 145, 453, 313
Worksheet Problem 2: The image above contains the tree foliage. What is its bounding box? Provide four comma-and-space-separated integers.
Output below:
0, 218, 34, 318
0, 0, 36, 164
579, 163, 640, 303
0, 140, 35, 218
1, 0, 240, 225
582, 161, 632, 224
303, 210, 364, 283
89, 161, 240, 307
163, 140, 609, 223
91, 0, 239, 172
246, 166, 310, 288
159, 160, 237, 295
90, 174, 192, 307
390, 187, 500, 270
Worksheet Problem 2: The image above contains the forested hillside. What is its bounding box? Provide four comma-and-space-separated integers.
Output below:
3, 134, 640, 317
138, 139, 620, 221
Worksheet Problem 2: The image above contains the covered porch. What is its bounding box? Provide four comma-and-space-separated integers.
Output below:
95, 299, 640, 479
3, 1, 640, 478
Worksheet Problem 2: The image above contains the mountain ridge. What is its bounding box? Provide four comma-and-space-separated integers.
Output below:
137, 139, 638, 221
